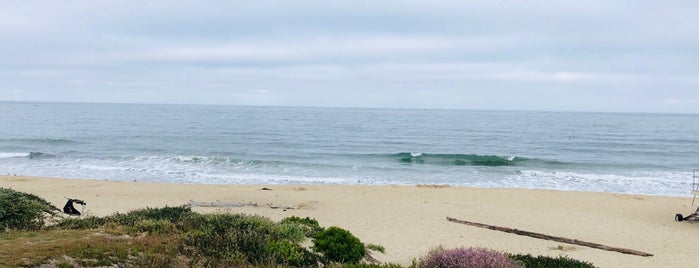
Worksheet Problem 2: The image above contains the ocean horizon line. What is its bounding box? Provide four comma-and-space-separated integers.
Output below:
2, 99, 698, 116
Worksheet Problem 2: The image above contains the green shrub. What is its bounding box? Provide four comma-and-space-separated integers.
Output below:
54, 206, 192, 233
182, 225, 248, 267
110, 205, 193, 226
53, 216, 107, 230
509, 254, 596, 268
265, 240, 315, 267
274, 222, 307, 243
180, 213, 314, 266
0, 188, 59, 231
313, 226, 365, 264
281, 216, 324, 237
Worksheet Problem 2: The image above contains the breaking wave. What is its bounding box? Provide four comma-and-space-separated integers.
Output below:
391, 152, 531, 166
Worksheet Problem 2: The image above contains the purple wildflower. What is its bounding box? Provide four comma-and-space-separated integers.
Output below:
420, 247, 524, 268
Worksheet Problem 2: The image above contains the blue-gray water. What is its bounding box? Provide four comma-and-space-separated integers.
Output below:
1, 102, 698, 196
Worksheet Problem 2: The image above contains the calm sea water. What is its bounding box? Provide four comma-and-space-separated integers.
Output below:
1, 102, 698, 196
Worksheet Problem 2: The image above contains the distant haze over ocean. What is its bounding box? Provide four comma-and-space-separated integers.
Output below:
1, 102, 698, 196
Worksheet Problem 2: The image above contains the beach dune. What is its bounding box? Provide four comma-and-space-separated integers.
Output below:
2, 175, 697, 267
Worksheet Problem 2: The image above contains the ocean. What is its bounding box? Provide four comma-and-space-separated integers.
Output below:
1, 101, 697, 196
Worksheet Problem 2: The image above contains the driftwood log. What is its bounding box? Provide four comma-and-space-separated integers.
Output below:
189, 200, 295, 210
189, 200, 259, 208
446, 217, 653, 257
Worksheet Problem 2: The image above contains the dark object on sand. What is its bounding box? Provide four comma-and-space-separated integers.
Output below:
63, 198, 86, 216
675, 169, 699, 222
675, 209, 699, 222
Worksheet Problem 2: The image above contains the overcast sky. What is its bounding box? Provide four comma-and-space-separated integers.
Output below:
1, 1, 698, 113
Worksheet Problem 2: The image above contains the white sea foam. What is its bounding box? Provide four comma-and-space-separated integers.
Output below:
79, 164, 131, 172
504, 170, 691, 197
0, 152, 29, 158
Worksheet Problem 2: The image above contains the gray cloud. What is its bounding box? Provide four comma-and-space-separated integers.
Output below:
1, 0, 698, 113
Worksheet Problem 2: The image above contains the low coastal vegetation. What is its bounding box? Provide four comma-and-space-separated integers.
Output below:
0, 187, 59, 232
0, 188, 595, 267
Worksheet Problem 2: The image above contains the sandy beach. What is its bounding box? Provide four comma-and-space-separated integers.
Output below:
2, 175, 698, 267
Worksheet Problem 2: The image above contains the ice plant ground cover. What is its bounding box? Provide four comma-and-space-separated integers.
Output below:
419, 246, 524, 268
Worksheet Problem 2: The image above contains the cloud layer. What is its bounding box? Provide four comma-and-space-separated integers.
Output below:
2, 1, 698, 113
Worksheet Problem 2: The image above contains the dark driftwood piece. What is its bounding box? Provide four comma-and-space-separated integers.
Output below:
446, 217, 653, 257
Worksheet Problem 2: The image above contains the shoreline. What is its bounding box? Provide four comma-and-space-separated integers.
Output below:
2, 175, 698, 267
